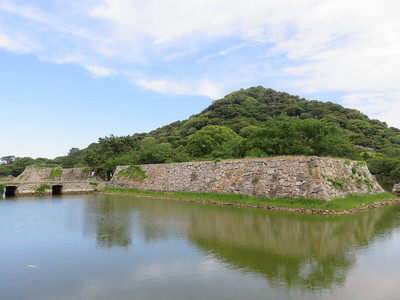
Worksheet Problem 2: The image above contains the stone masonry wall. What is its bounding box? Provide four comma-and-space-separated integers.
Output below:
393, 183, 400, 196
110, 156, 383, 201
12, 182, 105, 196
16, 166, 101, 182
8, 166, 105, 196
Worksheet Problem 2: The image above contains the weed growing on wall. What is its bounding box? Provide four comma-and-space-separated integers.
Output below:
36, 184, 51, 192
48, 169, 63, 179
115, 166, 147, 181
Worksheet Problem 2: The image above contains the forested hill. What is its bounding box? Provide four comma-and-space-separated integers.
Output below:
1, 86, 399, 181
146, 86, 399, 151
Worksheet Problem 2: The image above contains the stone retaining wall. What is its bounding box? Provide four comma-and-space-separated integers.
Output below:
111, 156, 383, 201
16, 166, 101, 182
4, 166, 105, 196
393, 183, 400, 196
7, 182, 106, 196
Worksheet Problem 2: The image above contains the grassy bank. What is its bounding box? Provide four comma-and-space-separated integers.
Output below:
101, 188, 397, 212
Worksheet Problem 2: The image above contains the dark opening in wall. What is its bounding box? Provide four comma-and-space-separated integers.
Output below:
5, 186, 17, 197
52, 185, 63, 195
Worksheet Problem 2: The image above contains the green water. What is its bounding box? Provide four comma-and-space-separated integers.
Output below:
1, 194, 400, 299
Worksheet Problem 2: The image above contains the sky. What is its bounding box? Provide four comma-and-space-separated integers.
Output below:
1, 0, 400, 159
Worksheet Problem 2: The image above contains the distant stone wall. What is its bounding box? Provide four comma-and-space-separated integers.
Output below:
15, 166, 101, 182
110, 156, 384, 201
11, 182, 105, 196
6, 166, 105, 196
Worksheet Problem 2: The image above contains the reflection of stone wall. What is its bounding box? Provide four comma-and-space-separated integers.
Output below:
111, 157, 383, 201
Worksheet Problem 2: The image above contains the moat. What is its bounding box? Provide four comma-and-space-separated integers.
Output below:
1, 194, 400, 299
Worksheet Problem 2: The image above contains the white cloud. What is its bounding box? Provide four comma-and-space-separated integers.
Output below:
85, 65, 116, 77
0, 32, 38, 52
342, 92, 400, 129
1, 0, 400, 127
136, 77, 222, 99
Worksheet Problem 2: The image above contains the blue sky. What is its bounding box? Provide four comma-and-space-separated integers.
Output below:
1, 0, 400, 158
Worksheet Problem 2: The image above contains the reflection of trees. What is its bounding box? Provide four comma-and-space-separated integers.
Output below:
83, 195, 190, 247
130, 198, 400, 291
83, 194, 400, 290
84, 196, 133, 248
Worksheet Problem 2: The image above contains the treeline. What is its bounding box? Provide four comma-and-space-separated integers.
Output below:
0, 156, 56, 177
1, 86, 399, 182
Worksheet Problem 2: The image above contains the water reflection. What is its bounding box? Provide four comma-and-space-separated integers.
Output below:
84, 195, 400, 291
84, 197, 133, 247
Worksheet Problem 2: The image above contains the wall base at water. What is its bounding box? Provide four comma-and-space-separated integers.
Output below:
110, 157, 383, 201
5, 182, 106, 196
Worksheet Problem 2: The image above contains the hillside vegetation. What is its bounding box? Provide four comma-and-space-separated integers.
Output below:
1, 86, 399, 182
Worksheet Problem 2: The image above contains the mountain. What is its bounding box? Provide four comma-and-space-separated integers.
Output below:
146, 86, 400, 151
2, 86, 399, 182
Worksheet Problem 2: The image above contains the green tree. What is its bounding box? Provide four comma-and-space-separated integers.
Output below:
187, 125, 242, 157
245, 116, 358, 158
1, 156, 16, 164
138, 137, 175, 164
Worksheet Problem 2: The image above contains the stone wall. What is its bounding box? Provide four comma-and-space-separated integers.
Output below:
15, 166, 101, 182
6, 166, 105, 196
11, 182, 105, 196
110, 156, 383, 201
393, 183, 400, 196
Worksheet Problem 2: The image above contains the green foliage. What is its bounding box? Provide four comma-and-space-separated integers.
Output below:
367, 157, 400, 179
101, 152, 140, 171
36, 184, 51, 192
138, 138, 176, 164
33, 164, 59, 168
0, 156, 59, 177
115, 165, 147, 181
364, 179, 373, 188
355, 179, 363, 189
187, 125, 242, 157
326, 178, 345, 189
81, 167, 91, 176
0, 184, 5, 195
322, 174, 345, 189
1, 156, 16, 164
0, 157, 35, 177
244, 116, 358, 158
352, 166, 357, 174
48, 168, 63, 179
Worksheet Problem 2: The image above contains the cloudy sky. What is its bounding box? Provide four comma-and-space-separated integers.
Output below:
1, 0, 400, 158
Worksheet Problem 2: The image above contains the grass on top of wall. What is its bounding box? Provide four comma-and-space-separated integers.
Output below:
101, 188, 396, 212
